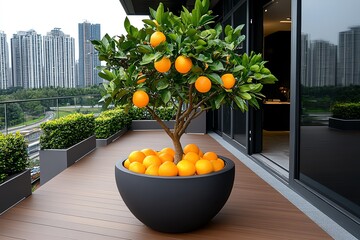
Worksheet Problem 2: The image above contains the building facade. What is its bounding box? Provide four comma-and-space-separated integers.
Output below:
0, 31, 10, 89
43, 28, 76, 88
10, 30, 43, 89
120, 0, 360, 238
78, 22, 102, 88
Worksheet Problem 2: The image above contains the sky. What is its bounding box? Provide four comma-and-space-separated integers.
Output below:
302, 0, 360, 45
0, 0, 147, 58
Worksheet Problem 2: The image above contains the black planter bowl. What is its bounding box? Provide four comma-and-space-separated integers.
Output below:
115, 156, 235, 233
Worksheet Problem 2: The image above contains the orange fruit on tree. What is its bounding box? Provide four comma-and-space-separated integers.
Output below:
158, 152, 174, 163
132, 90, 149, 108
150, 31, 166, 47
183, 143, 200, 154
221, 73, 236, 89
124, 159, 131, 169
158, 161, 178, 176
128, 150, 146, 163
154, 57, 171, 73
195, 159, 214, 175
145, 164, 159, 176
177, 160, 196, 176
183, 152, 200, 164
160, 147, 175, 157
211, 158, 225, 172
202, 151, 218, 161
141, 148, 157, 156
175, 55, 193, 74
195, 76, 212, 93
143, 155, 162, 168
128, 162, 146, 174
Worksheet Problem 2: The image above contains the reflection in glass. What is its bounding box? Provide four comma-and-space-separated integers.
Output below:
222, 105, 231, 136
300, 0, 360, 219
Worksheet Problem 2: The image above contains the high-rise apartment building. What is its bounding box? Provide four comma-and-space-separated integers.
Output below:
78, 22, 101, 87
10, 30, 43, 88
0, 31, 10, 89
337, 26, 360, 86
43, 28, 76, 88
305, 40, 337, 87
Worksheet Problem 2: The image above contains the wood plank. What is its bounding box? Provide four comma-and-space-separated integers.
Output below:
0, 131, 331, 239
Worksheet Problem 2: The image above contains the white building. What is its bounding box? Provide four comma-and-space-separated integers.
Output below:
43, 28, 76, 88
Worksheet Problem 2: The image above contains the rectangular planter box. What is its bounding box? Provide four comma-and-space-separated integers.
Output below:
329, 117, 360, 130
0, 169, 31, 214
131, 120, 175, 130
96, 127, 128, 147
40, 135, 96, 185
130, 111, 206, 134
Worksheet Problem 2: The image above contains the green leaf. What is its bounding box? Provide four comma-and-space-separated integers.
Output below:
207, 73, 222, 85
233, 65, 245, 73
149, 8, 157, 19
242, 53, 249, 66
239, 84, 251, 92
233, 24, 244, 35
188, 75, 198, 84
198, 14, 215, 26
214, 93, 226, 109
239, 92, 252, 100
124, 17, 131, 34
196, 39, 207, 45
137, 45, 153, 54
208, 61, 224, 71
161, 90, 171, 104
140, 52, 162, 65
99, 70, 115, 81
156, 3, 164, 24
249, 97, 260, 109
157, 79, 169, 90
234, 96, 247, 112
143, 19, 157, 28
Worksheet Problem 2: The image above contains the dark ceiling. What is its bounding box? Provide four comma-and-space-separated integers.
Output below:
119, 0, 189, 15
119, 0, 220, 15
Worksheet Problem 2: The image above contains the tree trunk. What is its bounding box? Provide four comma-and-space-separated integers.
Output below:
172, 136, 183, 164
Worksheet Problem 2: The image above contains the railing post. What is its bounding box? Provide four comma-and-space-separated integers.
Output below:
57, 98, 59, 119
4, 103, 7, 134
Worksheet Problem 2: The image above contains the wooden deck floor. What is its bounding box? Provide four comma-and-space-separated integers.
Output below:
0, 131, 332, 240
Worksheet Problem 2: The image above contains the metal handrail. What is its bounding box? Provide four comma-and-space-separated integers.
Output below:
0, 94, 101, 134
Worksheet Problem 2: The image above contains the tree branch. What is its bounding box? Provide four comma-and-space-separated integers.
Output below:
146, 106, 174, 140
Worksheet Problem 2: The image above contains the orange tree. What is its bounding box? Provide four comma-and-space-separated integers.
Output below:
91, 0, 277, 164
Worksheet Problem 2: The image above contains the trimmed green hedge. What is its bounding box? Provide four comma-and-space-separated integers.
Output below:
331, 102, 360, 119
40, 113, 95, 150
95, 108, 132, 139
128, 107, 175, 121
0, 132, 29, 183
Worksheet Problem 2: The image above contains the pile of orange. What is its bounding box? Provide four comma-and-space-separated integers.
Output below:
124, 143, 225, 177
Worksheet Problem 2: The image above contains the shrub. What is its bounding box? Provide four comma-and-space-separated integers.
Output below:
95, 108, 132, 139
129, 107, 175, 121
0, 132, 29, 183
40, 113, 95, 150
331, 102, 360, 119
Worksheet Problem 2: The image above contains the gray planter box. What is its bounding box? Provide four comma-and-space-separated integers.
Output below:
131, 120, 175, 130
96, 127, 128, 147
40, 135, 96, 185
0, 169, 31, 214
329, 117, 360, 130
131, 112, 206, 134
185, 111, 206, 134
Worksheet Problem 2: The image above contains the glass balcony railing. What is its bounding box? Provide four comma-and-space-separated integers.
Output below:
0, 94, 101, 184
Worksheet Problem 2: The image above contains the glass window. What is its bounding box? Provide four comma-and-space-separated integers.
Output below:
233, 3, 247, 146
300, 0, 360, 218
